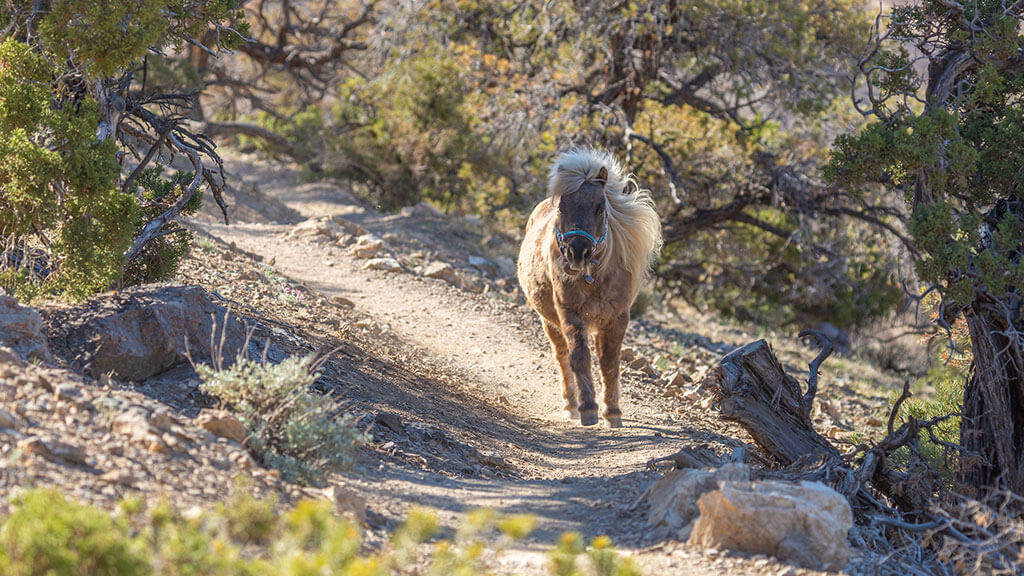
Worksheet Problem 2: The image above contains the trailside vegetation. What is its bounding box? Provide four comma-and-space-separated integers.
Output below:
827, 0, 1024, 495
0, 487, 638, 576
0, 1, 248, 299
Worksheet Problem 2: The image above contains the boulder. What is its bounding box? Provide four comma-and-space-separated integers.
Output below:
643, 463, 750, 539
197, 410, 247, 443
688, 480, 852, 571
363, 257, 403, 272
285, 216, 343, 241
43, 283, 246, 381
0, 295, 53, 363
349, 235, 386, 258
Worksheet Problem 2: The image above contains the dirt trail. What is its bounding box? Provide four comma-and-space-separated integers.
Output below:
189, 157, 822, 575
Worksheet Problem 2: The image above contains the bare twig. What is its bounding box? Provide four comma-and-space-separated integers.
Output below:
798, 329, 834, 416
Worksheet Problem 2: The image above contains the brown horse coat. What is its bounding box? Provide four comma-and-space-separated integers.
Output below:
518, 149, 662, 427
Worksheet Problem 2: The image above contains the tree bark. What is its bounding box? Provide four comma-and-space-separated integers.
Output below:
705, 339, 842, 466
961, 299, 1024, 494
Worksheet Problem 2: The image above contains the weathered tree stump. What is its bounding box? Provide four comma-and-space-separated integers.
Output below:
703, 339, 840, 466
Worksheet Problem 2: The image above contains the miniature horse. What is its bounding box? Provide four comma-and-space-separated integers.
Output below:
517, 148, 662, 427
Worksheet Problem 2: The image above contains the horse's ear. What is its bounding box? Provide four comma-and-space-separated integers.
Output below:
596, 166, 608, 185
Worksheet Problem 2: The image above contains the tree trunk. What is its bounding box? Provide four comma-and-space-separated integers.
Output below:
960, 299, 1024, 494
705, 339, 841, 466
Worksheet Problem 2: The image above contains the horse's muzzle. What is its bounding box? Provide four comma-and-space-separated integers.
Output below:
563, 236, 594, 270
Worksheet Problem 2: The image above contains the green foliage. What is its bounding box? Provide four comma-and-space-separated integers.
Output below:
122, 167, 203, 287
325, 45, 507, 214
0, 488, 617, 576
0, 488, 150, 576
826, 2, 1024, 313
196, 355, 367, 485
0, 1, 247, 300
550, 532, 640, 576
0, 38, 139, 299
890, 356, 968, 489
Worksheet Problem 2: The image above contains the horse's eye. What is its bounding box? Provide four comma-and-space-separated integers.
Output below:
596, 203, 605, 215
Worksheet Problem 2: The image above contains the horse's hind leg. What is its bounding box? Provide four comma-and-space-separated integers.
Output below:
542, 319, 578, 419
597, 313, 628, 428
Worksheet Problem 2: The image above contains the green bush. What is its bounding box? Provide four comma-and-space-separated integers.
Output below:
0, 489, 150, 576
0, 1, 247, 300
0, 488, 638, 576
890, 354, 967, 488
196, 355, 367, 485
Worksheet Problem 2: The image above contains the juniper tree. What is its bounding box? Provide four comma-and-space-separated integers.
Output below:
0, 1, 248, 299
827, 1, 1024, 493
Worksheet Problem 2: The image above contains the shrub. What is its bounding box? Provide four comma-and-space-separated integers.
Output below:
196, 354, 367, 485
0, 488, 629, 576
0, 488, 150, 576
0, 1, 247, 300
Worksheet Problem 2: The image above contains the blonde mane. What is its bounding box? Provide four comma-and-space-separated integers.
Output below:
548, 148, 663, 297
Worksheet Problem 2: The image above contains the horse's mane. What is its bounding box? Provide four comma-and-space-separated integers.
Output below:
548, 148, 663, 297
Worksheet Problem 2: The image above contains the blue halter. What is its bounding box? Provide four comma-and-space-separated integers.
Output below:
554, 208, 608, 247
554, 208, 608, 284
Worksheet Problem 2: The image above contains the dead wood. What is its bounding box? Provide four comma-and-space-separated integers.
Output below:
704, 339, 841, 466
702, 338, 939, 520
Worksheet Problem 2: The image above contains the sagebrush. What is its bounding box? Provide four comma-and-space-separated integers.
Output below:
196, 354, 366, 485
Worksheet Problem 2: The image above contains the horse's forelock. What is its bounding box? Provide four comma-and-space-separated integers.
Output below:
548, 148, 626, 200
546, 148, 663, 297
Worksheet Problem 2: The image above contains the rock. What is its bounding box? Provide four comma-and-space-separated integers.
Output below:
363, 257, 403, 272
643, 463, 750, 539
325, 485, 366, 525
0, 295, 53, 363
350, 235, 386, 258
374, 411, 403, 432
285, 217, 342, 241
111, 407, 172, 453
197, 410, 247, 442
0, 345, 25, 368
0, 408, 26, 430
468, 256, 495, 273
628, 356, 658, 377
665, 370, 691, 388
42, 283, 246, 381
620, 347, 637, 362
493, 256, 517, 278
421, 261, 461, 285
330, 296, 355, 308
400, 202, 442, 218
18, 436, 88, 465
688, 480, 853, 571
148, 409, 176, 431
481, 452, 505, 468
54, 383, 84, 403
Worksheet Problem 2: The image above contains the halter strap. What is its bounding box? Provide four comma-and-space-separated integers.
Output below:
554, 208, 608, 247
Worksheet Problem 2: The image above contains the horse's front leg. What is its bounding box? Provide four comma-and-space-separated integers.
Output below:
597, 312, 628, 428
542, 318, 578, 419
560, 312, 598, 426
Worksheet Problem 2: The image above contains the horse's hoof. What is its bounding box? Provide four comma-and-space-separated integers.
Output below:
564, 408, 580, 420
605, 416, 622, 428
580, 411, 599, 426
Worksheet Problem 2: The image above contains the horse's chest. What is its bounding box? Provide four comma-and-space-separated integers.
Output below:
578, 294, 624, 321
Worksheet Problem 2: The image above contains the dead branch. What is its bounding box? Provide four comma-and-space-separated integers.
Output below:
798, 329, 834, 416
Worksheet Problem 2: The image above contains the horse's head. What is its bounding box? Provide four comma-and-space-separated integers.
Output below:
554, 165, 609, 274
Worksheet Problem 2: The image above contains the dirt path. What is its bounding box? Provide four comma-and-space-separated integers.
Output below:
189, 157, 829, 575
